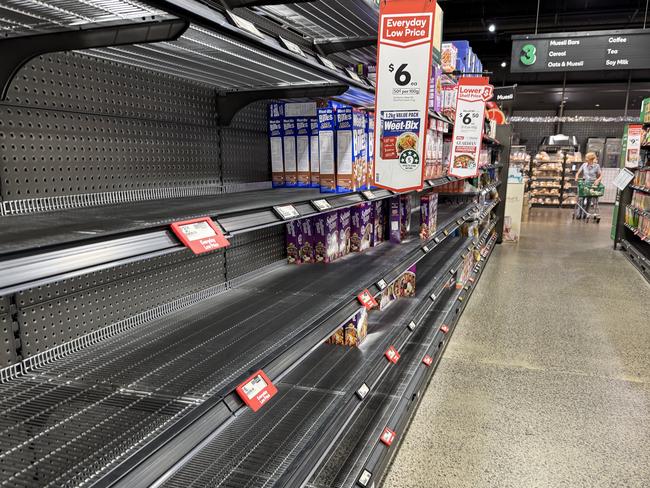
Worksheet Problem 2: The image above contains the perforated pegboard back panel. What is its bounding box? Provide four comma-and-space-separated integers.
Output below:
221, 101, 271, 185
5, 52, 218, 126
17, 251, 227, 358
0, 295, 9, 315
226, 226, 286, 280
0, 314, 18, 368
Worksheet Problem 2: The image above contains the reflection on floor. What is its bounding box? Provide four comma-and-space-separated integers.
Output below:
384, 206, 650, 488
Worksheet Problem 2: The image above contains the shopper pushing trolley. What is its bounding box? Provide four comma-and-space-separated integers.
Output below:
573, 152, 604, 223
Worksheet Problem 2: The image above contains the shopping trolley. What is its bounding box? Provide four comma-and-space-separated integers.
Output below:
573, 180, 605, 223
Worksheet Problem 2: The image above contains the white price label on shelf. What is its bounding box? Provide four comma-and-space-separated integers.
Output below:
317, 54, 337, 70
311, 199, 332, 211
279, 37, 306, 57
361, 190, 376, 200
372, 1, 438, 192
613, 168, 635, 190
448, 78, 493, 179
345, 68, 363, 83
273, 204, 300, 220
356, 383, 370, 400
407, 320, 417, 331
377, 279, 387, 290
227, 11, 264, 39
434, 236, 441, 243
358, 470, 373, 487
422, 245, 430, 253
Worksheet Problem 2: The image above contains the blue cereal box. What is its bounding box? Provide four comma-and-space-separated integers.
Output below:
282, 117, 297, 187
318, 107, 337, 193
336, 106, 354, 193
296, 117, 311, 187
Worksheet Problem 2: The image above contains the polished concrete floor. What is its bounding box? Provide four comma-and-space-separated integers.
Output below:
384, 207, 650, 488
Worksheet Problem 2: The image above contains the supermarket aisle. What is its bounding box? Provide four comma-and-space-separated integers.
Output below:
384, 209, 650, 488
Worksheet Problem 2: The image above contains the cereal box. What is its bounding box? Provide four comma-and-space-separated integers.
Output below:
389, 196, 401, 243
318, 107, 337, 193
336, 106, 354, 192
338, 207, 352, 257
429, 64, 443, 113
419, 193, 438, 239
367, 112, 375, 189
296, 117, 311, 187
310, 117, 320, 188
286, 220, 303, 264
352, 109, 367, 191
269, 102, 284, 187
300, 218, 315, 263
314, 211, 339, 263
344, 307, 368, 347
371, 199, 386, 247
351, 203, 372, 252
400, 194, 411, 240
282, 117, 298, 187
441, 42, 457, 74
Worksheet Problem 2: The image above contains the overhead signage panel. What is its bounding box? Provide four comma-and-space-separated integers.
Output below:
511, 29, 650, 72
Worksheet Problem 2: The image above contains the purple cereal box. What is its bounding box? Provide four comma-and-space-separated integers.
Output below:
286, 220, 303, 264
314, 211, 339, 263
351, 203, 373, 252
371, 199, 386, 247
390, 196, 401, 243
400, 194, 411, 239
338, 208, 352, 257
300, 218, 315, 263
419, 193, 439, 240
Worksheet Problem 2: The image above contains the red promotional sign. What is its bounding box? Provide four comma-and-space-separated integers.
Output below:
373, 0, 437, 192
358, 289, 379, 310
380, 427, 397, 446
448, 77, 494, 179
422, 354, 433, 366
170, 217, 230, 255
385, 345, 401, 364
235, 370, 278, 412
440, 325, 449, 334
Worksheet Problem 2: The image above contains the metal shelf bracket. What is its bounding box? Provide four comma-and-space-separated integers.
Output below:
0, 19, 189, 101
216, 83, 348, 125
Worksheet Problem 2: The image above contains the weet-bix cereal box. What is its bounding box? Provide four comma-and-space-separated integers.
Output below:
352, 109, 367, 191
282, 117, 297, 187
338, 208, 352, 257
336, 106, 354, 193
286, 220, 303, 264
318, 107, 337, 193
296, 117, 311, 187
300, 218, 315, 263
314, 211, 339, 263
310, 117, 320, 188
269, 102, 284, 187
419, 193, 439, 240
351, 203, 372, 252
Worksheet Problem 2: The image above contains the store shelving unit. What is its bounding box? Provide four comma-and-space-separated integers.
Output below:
0, 1, 508, 487
528, 151, 581, 208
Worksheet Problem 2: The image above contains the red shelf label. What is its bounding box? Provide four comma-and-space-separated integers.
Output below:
380, 427, 396, 446
358, 289, 378, 310
235, 370, 278, 412
422, 355, 433, 366
385, 346, 400, 364
171, 217, 230, 255
440, 325, 449, 334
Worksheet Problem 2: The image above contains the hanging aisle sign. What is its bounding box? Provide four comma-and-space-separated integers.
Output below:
448, 77, 493, 178
373, 0, 437, 192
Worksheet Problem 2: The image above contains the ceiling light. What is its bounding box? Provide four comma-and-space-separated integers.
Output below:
595, 103, 600, 107
500, 61, 507, 68
488, 24, 496, 32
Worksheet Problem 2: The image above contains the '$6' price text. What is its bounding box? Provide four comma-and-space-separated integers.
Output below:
459, 111, 479, 125
388, 63, 413, 87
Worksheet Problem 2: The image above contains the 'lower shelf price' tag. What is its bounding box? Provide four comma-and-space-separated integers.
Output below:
384, 346, 400, 364
422, 355, 433, 367
380, 427, 396, 446
358, 289, 378, 309
235, 370, 277, 412
170, 217, 230, 255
